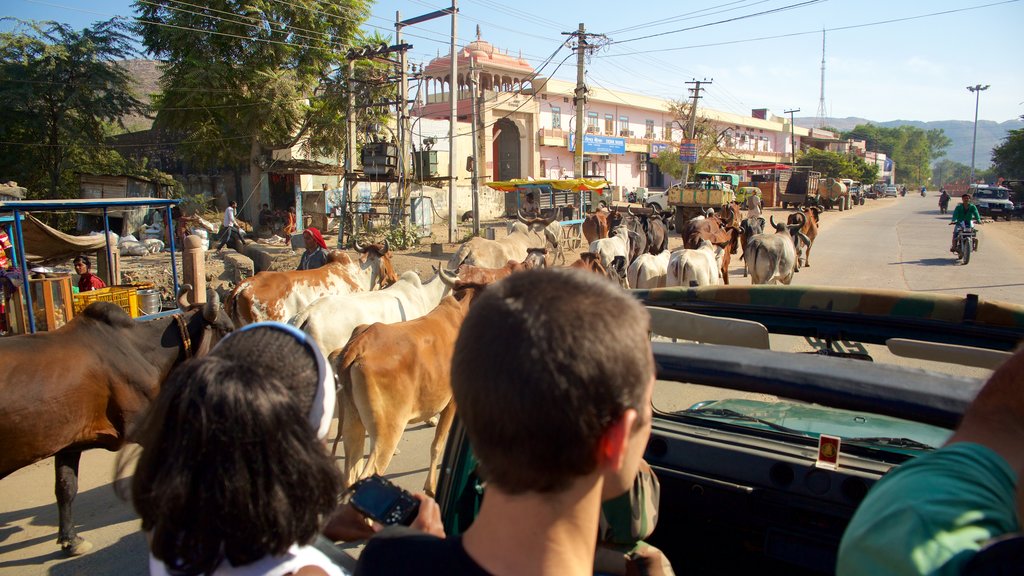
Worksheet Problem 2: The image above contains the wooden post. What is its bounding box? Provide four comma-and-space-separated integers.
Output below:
182, 235, 206, 305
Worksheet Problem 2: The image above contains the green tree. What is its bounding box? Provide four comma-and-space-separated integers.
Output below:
134, 0, 383, 202
0, 18, 143, 198
842, 124, 950, 187
932, 159, 972, 186
651, 99, 720, 179
991, 119, 1024, 178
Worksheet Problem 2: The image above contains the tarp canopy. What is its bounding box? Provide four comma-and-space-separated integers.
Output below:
485, 178, 610, 192
19, 213, 109, 263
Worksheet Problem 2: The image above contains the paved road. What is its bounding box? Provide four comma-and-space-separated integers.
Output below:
3, 193, 1022, 574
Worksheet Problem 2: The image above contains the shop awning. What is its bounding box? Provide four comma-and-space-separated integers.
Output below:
484, 178, 610, 192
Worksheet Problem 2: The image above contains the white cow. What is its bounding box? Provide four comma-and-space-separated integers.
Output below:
745, 217, 808, 286
627, 251, 671, 289
667, 241, 722, 287
291, 270, 449, 357
589, 226, 632, 287
448, 215, 552, 270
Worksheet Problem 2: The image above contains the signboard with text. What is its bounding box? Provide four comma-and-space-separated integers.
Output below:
679, 138, 699, 163
568, 133, 626, 155
650, 142, 671, 156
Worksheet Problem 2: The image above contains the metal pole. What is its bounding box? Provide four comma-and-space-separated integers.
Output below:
967, 84, 989, 185
166, 204, 180, 299
448, 0, 458, 243
573, 23, 586, 179
397, 11, 409, 227
12, 210, 35, 333
102, 207, 114, 285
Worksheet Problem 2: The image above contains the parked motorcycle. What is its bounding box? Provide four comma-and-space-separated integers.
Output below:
951, 221, 979, 265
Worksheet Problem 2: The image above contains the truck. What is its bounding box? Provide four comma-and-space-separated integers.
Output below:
644, 172, 739, 230
815, 178, 852, 211
777, 166, 820, 209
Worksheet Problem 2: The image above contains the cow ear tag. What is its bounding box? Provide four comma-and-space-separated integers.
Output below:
816, 434, 841, 470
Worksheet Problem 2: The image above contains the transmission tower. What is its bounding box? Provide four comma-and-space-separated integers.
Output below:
815, 29, 827, 128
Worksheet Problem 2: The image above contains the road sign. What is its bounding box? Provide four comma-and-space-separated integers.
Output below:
679, 139, 699, 163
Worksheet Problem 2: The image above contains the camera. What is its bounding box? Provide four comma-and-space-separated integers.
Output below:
349, 475, 420, 526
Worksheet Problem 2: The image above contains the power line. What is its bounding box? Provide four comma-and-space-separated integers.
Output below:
600, 0, 1020, 57
607, 0, 825, 46
605, 0, 770, 35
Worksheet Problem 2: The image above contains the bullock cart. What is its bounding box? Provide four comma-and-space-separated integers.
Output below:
1, 197, 183, 334
485, 178, 611, 252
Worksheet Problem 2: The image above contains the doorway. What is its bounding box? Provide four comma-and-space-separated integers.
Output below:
493, 119, 521, 181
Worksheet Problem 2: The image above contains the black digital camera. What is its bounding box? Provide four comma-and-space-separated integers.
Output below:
349, 475, 420, 526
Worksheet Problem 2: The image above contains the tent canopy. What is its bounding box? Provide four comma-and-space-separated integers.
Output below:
485, 178, 610, 192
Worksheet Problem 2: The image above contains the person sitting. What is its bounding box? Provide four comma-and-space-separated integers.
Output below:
258, 203, 273, 232
355, 268, 666, 575
125, 322, 348, 574
837, 346, 1023, 575
949, 193, 981, 252
73, 256, 106, 292
298, 227, 329, 270
521, 192, 539, 216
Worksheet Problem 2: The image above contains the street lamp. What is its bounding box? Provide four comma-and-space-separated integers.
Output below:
967, 84, 990, 185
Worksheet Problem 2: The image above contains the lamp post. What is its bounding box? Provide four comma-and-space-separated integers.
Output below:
967, 84, 989, 185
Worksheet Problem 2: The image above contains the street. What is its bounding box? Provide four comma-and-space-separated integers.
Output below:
2, 193, 1022, 574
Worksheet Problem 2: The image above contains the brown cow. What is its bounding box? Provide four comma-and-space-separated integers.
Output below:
681, 215, 742, 285
0, 293, 231, 555
333, 270, 488, 495
787, 205, 821, 267
224, 241, 397, 327
570, 252, 610, 277
453, 247, 548, 285
582, 210, 610, 245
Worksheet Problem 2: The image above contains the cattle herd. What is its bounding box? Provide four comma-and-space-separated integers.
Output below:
0, 202, 825, 556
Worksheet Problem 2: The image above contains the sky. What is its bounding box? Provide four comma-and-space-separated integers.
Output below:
4, 0, 1022, 123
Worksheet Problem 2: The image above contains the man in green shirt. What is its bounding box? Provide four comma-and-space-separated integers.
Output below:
949, 193, 981, 252
837, 347, 1023, 575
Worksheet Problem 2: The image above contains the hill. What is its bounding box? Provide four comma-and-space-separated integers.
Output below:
795, 116, 1023, 167
115, 59, 161, 132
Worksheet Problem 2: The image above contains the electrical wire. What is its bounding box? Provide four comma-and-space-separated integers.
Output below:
605, 0, 769, 36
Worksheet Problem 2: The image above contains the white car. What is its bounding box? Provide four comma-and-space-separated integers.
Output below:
884, 186, 899, 198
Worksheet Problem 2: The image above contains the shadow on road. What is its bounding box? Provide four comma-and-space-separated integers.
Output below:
890, 258, 955, 267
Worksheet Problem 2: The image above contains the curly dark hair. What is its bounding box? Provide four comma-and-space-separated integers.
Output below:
126, 355, 341, 573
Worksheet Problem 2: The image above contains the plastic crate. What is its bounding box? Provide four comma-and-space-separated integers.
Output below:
72, 286, 140, 318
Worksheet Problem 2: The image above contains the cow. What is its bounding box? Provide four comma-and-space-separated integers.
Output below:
627, 250, 671, 289
569, 252, 609, 277
224, 240, 397, 327
0, 292, 231, 555
681, 215, 742, 285
667, 241, 722, 287
448, 214, 552, 270
745, 216, 810, 285
645, 208, 673, 255
589, 225, 633, 287
787, 205, 822, 267
333, 269, 488, 495
739, 216, 766, 278
291, 270, 450, 358
622, 207, 649, 258
582, 210, 611, 245
452, 248, 548, 286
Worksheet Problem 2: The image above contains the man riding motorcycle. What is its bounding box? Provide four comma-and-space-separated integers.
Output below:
949, 193, 981, 253
938, 189, 950, 213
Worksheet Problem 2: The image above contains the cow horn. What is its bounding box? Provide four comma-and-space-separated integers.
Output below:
627, 206, 635, 216
382, 238, 390, 254
797, 231, 811, 248
203, 289, 220, 323
437, 266, 461, 288
798, 206, 806, 213
177, 284, 193, 309
517, 210, 530, 224
769, 215, 780, 230
353, 239, 367, 253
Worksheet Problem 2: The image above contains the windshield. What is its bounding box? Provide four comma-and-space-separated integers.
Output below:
653, 377, 953, 458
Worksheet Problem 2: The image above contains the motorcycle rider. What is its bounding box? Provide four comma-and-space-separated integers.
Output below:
920, 186, 927, 197
938, 189, 950, 213
949, 193, 981, 253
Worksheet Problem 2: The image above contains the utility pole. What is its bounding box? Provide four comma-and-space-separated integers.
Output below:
570, 23, 587, 178
448, 0, 458, 243
396, 11, 409, 226
469, 43, 480, 236
784, 108, 801, 165
967, 84, 989, 185
339, 58, 356, 248
680, 78, 710, 186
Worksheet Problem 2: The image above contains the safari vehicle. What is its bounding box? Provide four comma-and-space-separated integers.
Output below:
434, 285, 1024, 576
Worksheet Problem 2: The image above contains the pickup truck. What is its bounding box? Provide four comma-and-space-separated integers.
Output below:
434, 285, 1024, 576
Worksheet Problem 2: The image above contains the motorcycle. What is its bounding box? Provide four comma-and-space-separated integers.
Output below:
939, 196, 950, 214
951, 221, 979, 265
920, 188, 927, 197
